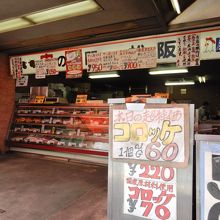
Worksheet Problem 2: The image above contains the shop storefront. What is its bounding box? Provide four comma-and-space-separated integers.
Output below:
7, 25, 220, 219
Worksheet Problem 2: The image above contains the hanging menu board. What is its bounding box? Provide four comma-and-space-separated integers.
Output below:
87, 47, 156, 72
176, 34, 200, 67
112, 104, 190, 168
124, 163, 176, 220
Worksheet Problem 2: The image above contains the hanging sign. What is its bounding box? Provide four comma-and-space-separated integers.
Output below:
124, 163, 176, 220
176, 34, 200, 67
112, 104, 189, 168
10, 57, 23, 79
9, 27, 220, 76
87, 47, 156, 72
16, 75, 28, 87
35, 60, 46, 79
200, 30, 220, 60
45, 58, 59, 75
65, 49, 83, 78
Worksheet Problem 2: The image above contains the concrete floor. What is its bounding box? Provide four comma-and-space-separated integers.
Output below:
0, 153, 107, 220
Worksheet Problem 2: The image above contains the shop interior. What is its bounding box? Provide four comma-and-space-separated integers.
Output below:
16, 59, 220, 119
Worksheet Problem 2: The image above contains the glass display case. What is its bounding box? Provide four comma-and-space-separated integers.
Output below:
7, 103, 109, 157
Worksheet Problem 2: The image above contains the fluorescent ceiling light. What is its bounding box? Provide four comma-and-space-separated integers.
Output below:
149, 68, 188, 75
165, 80, 195, 86
170, 0, 181, 14
0, 0, 101, 33
26, 0, 101, 23
89, 72, 120, 79
198, 76, 206, 83
0, 18, 31, 33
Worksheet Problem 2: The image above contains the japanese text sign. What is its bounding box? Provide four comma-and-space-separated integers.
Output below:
45, 58, 58, 75
112, 104, 190, 168
10, 57, 23, 79
35, 60, 46, 79
177, 34, 200, 67
87, 47, 156, 72
124, 163, 176, 220
65, 49, 83, 78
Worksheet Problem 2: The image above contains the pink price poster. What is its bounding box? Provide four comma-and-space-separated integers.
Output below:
124, 163, 177, 220
65, 49, 83, 79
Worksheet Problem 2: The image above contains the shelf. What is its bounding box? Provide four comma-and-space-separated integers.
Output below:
17, 113, 109, 118
12, 131, 109, 142
17, 103, 109, 108
10, 141, 108, 157
14, 122, 109, 129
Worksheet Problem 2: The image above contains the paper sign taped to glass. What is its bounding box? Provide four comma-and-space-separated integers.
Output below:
111, 104, 190, 168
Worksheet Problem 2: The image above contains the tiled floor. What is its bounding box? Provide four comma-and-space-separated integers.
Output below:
0, 153, 107, 220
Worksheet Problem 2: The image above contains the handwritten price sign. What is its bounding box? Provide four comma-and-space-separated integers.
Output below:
112, 105, 189, 167
124, 163, 177, 220
87, 47, 156, 72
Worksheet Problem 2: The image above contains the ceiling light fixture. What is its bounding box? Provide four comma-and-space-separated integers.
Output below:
149, 68, 188, 75
165, 80, 195, 86
198, 76, 206, 83
170, 0, 181, 14
26, 0, 101, 23
0, 0, 101, 34
89, 72, 120, 79
0, 18, 31, 33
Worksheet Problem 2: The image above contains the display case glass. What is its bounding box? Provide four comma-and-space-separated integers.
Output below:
8, 103, 109, 157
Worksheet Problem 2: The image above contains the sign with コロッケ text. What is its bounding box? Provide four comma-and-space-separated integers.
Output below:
112, 104, 189, 168
124, 163, 176, 220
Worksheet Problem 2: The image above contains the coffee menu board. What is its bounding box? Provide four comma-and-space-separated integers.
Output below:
111, 104, 190, 168
87, 47, 157, 72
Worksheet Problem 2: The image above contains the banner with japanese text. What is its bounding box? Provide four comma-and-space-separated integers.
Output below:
112, 104, 189, 167
9, 27, 220, 76
124, 163, 176, 220
87, 47, 156, 72
65, 49, 83, 78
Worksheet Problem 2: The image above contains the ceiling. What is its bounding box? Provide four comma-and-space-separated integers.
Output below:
0, 0, 197, 55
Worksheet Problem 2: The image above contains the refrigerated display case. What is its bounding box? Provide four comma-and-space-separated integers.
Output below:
7, 103, 109, 162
